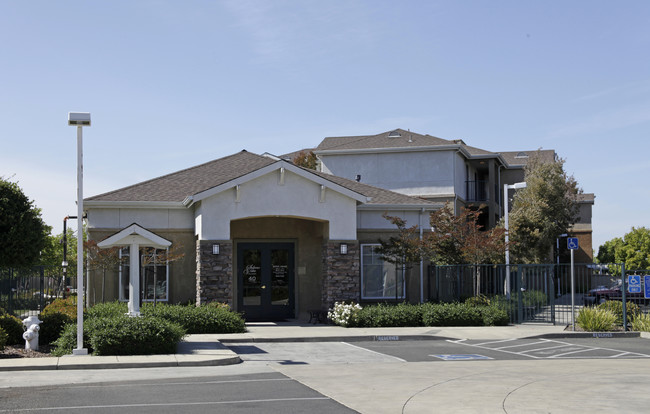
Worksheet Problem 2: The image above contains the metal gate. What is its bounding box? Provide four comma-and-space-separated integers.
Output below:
0, 266, 68, 317
428, 263, 627, 325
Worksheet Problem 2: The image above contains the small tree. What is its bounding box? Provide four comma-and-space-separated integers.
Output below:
0, 177, 50, 269
425, 205, 505, 294
507, 152, 581, 263
374, 215, 422, 300
85, 240, 122, 303
378, 206, 506, 298
292, 150, 318, 170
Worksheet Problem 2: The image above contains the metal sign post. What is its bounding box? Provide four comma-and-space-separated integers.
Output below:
567, 237, 579, 331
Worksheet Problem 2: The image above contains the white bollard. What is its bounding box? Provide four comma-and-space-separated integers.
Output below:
22, 316, 42, 351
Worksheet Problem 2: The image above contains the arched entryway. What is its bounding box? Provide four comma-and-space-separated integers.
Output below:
231, 216, 327, 321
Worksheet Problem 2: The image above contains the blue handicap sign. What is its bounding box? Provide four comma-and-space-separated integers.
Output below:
629, 275, 642, 294
567, 238, 579, 250
645, 276, 650, 299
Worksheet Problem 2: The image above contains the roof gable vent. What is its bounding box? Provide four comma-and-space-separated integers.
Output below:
388, 130, 401, 138
515, 152, 529, 158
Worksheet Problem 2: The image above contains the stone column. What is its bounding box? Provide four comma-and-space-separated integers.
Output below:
196, 240, 233, 307
321, 240, 360, 310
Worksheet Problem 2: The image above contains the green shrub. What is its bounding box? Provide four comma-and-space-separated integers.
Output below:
89, 316, 185, 355
39, 312, 74, 345
478, 305, 510, 326
206, 301, 231, 310
465, 295, 491, 307
576, 307, 617, 332
41, 297, 78, 320
422, 302, 482, 326
630, 313, 650, 332
86, 301, 128, 319
522, 290, 547, 308
0, 314, 24, 345
598, 301, 640, 325
142, 303, 246, 334
53, 315, 186, 356
348, 303, 422, 328
51, 323, 84, 356
0, 327, 7, 351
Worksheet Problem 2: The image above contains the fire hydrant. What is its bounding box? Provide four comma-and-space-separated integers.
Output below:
22, 316, 42, 351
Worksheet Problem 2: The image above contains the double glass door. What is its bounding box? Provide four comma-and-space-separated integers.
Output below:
237, 242, 294, 320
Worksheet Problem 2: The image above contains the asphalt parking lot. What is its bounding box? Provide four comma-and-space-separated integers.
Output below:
357, 337, 650, 362
227, 336, 650, 365
0, 372, 356, 414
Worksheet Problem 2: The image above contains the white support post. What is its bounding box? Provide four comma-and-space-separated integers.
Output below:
73, 125, 88, 355
129, 243, 141, 316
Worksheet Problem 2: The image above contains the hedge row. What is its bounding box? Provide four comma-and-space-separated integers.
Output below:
51, 301, 246, 356
341, 301, 509, 328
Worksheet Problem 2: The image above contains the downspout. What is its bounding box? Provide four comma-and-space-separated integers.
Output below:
419, 208, 424, 303
497, 165, 503, 219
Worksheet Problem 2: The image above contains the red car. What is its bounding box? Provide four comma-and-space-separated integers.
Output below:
583, 280, 649, 306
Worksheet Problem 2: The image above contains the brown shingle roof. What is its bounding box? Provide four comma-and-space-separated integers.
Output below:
498, 149, 556, 167
86, 151, 275, 202
316, 129, 454, 151
86, 150, 436, 208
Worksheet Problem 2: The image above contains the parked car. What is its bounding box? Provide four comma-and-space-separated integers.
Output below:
583, 280, 649, 306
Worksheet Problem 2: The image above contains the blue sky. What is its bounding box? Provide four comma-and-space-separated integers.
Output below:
1, 1, 649, 253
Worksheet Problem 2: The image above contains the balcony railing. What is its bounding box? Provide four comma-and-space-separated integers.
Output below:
466, 180, 489, 202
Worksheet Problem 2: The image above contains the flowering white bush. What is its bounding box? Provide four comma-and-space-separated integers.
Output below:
328, 302, 362, 327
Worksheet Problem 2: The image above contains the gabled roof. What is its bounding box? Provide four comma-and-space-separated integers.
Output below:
86, 151, 275, 203
316, 129, 559, 170
498, 149, 556, 167
85, 150, 437, 209
316, 129, 454, 152
97, 223, 171, 249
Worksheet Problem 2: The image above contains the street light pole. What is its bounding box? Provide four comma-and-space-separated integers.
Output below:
504, 182, 526, 300
68, 112, 90, 356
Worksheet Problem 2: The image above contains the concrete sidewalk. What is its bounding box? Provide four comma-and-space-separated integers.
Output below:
0, 322, 640, 371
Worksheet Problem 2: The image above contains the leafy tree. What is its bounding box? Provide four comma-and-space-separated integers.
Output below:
617, 227, 650, 270
377, 206, 506, 296
292, 150, 318, 170
424, 205, 505, 295
374, 215, 422, 299
597, 228, 650, 270
507, 153, 581, 263
424, 205, 505, 266
39, 228, 78, 270
596, 237, 624, 264
0, 177, 50, 269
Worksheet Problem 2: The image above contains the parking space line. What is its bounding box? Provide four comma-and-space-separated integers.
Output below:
0, 397, 332, 413
518, 343, 575, 354
448, 338, 650, 360
470, 339, 517, 347
492, 340, 548, 350
549, 347, 595, 358
448, 339, 542, 359
341, 342, 407, 362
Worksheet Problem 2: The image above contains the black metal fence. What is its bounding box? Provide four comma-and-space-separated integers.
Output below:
0, 266, 74, 317
428, 263, 645, 325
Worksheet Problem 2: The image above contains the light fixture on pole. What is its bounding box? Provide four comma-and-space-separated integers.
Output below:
68, 112, 90, 356
504, 181, 526, 300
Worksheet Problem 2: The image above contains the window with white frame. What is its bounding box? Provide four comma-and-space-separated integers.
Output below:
361, 244, 405, 299
119, 246, 169, 302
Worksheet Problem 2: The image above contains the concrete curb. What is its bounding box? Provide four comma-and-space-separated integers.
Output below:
0, 354, 241, 372
218, 334, 453, 343
527, 331, 642, 339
